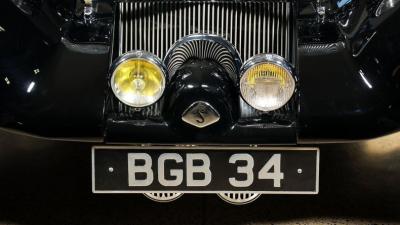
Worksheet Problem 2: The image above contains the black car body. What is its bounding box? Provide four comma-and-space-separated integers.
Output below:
0, 0, 399, 204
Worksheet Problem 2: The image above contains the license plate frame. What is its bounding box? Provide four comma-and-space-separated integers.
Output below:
92, 145, 319, 194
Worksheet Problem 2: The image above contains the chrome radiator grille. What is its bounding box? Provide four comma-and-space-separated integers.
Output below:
114, 0, 295, 63
109, 0, 297, 121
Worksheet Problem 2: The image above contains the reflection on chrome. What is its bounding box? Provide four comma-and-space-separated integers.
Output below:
27, 81, 35, 93
4, 77, 10, 85
339, 19, 350, 28
359, 70, 373, 89
336, 0, 352, 8
376, 0, 400, 17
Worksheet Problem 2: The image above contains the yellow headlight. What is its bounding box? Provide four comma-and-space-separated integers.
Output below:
111, 52, 166, 107
240, 54, 295, 112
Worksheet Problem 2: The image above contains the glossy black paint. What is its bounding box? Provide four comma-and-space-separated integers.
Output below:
62, 0, 114, 45
299, 42, 399, 139
163, 59, 238, 137
0, 0, 399, 143
331, 0, 400, 57
6, 0, 74, 45
0, 0, 109, 137
105, 120, 296, 144
299, 0, 400, 140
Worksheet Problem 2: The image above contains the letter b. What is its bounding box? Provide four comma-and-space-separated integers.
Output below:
128, 153, 154, 186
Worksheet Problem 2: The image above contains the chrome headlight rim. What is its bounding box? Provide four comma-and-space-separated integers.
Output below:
239, 53, 296, 112
110, 50, 167, 108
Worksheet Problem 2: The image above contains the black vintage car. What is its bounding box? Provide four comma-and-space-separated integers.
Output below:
0, 0, 399, 204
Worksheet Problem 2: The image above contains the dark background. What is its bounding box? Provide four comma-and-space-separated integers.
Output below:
1, 129, 400, 225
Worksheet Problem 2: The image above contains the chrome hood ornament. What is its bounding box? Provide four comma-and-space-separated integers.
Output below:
181, 101, 220, 128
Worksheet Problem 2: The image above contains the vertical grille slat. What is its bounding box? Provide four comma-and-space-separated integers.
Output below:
115, 0, 295, 64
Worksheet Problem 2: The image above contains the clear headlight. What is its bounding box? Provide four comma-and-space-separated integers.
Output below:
110, 51, 166, 107
240, 54, 296, 112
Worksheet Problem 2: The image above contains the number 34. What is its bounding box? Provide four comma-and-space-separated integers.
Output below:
229, 154, 284, 188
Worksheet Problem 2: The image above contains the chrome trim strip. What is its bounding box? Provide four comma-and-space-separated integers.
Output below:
272, 3, 275, 53
118, 2, 122, 55
353, 31, 377, 57
243, 2, 247, 60
286, 3, 289, 59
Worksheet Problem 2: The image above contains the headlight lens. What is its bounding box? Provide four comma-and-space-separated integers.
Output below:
240, 54, 295, 112
111, 51, 166, 107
